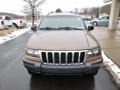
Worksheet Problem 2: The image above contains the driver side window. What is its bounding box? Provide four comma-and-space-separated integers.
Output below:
5, 16, 11, 20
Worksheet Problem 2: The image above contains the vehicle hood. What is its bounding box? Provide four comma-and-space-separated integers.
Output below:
27, 30, 98, 50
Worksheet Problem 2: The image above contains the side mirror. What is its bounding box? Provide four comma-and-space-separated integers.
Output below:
31, 26, 37, 31
88, 26, 94, 31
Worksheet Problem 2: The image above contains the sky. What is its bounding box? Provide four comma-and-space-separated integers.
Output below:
0, 0, 104, 15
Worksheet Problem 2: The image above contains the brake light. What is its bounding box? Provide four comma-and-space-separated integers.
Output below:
1, 21, 4, 25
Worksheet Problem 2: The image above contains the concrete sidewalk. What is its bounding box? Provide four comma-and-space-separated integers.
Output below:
91, 26, 120, 87
91, 26, 120, 67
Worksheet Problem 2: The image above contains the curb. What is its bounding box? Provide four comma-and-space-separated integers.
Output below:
102, 52, 120, 88
0, 28, 29, 45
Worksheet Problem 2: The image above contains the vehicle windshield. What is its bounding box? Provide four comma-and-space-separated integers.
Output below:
39, 15, 85, 30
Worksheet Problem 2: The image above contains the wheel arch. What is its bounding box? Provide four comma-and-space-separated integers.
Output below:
12, 23, 18, 28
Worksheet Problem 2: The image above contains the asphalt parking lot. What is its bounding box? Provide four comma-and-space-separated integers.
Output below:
0, 32, 119, 90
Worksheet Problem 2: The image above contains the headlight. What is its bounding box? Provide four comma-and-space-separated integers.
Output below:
86, 48, 101, 57
25, 48, 40, 57
85, 48, 101, 62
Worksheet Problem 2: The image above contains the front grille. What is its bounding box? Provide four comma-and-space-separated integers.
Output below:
41, 51, 86, 65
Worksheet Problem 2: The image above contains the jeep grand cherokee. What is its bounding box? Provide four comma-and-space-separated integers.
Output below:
23, 12, 103, 76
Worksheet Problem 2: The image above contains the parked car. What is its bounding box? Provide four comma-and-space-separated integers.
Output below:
92, 16, 109, 26
82, 18, 93, 28
23, 12, 103, 76
82, 18, 92, 23
0, 15, 12, 29
0, 15, 26, 29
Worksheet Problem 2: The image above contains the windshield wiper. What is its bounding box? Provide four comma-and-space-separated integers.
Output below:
40, 27, 57, 30
57, 27, 84, 30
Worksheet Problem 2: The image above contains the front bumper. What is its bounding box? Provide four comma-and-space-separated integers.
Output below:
0, 25, 12, 29
23, 58, 103, 75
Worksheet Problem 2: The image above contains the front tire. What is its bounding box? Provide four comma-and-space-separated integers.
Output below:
28, 71, 40, 76
13, 23, 18, 29
90, 70, 98, 76
86, 70, 98, 77
93, 22, 98, 26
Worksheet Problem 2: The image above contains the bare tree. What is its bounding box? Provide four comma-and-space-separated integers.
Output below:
81, 8, 89, 15
100, 4, 111, 15
23, 0, 45, 27
79, 7, 100, 18
74, 8, 79, 14
55, 8, 62, 13
91, 7, 100, 18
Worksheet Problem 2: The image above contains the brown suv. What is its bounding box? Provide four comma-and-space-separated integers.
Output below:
23, 12, 103, 76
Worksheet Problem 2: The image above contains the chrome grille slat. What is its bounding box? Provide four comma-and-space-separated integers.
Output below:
59, 52, 61, 64
46, 52, 49, 63
52, 52, 55, 64
41, 51, 86, 65
65, 52, 67, 64
39, 51, 43, 63
72, 52, 74, 64
78, 52, 81, 63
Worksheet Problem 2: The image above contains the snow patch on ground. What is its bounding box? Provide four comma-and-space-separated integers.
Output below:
102, 51, 120, 87
0, 28, 29, 45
